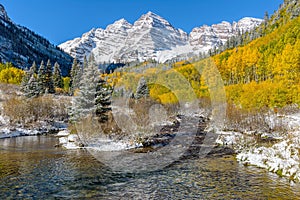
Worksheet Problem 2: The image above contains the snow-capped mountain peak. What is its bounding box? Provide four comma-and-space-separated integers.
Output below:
106, 18, 132, 32
134, 11, 171, 27
59, 12, 263, 63
233, 17, 263, 33
190, 17, 263, 48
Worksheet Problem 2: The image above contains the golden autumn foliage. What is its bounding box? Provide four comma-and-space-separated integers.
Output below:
213, 15, 300, 109
0, 63, 24, 84
101, 14, 300, 110
214, 16, 300, 85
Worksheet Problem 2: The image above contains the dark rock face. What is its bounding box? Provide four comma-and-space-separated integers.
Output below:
0, 4, 73, 76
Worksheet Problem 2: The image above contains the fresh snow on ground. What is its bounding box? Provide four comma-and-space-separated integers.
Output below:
0, 125, 66, 139
57, 130, 140, 151
86, 139, 139, 152
0, 128, 39, 139
237, 139, 300, 180
217, 112, 300, 182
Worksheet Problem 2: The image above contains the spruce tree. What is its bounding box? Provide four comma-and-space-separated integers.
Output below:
95, 78, 112, 122
53, 62, 63, 89
264, 11, 269, 27
37, 60, 46, 94
83, 55, 88, 70
70, 58, 81, 94
37, 60, 55, 94
70, 53, 99, 121
135, 76, 149, 99
25, 74, 39, 98
70, 59, 78, 86
21, 61, 37, 93
45, 59, 55, 93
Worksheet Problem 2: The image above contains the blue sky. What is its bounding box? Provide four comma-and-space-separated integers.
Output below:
1, 0, 283, 45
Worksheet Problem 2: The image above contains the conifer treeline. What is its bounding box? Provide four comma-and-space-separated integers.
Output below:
20, 55, 113, 123
21, 60, 64, 97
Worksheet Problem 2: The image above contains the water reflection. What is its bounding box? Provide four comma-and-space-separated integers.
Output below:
0, 136, 299, 199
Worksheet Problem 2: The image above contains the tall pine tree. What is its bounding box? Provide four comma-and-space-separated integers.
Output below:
135, 76, 149, 99
53, 62, 63, 89
70, 58, 81, 94
70, 54, 99, 121
95, 78, 112, 122
37, 60, 46, 94
25, 74, 39, 98
21, 61, 37, 93
37, 60, 55, 94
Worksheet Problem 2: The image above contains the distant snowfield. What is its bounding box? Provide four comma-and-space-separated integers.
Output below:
156, 45, 211, 63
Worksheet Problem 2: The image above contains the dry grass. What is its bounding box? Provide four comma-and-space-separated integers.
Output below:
0, 83, 20, 102
71, 97, 180, 142
224, 103, 289, 134
2, 95, 70, 126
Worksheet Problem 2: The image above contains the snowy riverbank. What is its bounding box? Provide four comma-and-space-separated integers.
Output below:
57, 129, 141, 151
0, 102, 67, 139
0, 121, 67, 139
217, 112, 300, 182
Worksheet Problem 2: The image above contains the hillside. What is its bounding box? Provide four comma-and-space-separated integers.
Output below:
98, 0, 299, 111
0, 4, 73, 76
214, 0, 300, 109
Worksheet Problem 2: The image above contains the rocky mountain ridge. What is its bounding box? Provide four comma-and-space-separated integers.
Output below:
59, 12, 263, 63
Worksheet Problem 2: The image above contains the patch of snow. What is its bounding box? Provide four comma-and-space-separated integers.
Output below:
59, 134, 84, 150
237, 140, 300, 181
216, 131, 242, 146
67, 134, 79, 142
63, 142, 82, 150
56, 130, 70, 137
59, 137, 68, 144
59, 133, 140, 151
87, 139, 137, 152
282, 113, 300, 130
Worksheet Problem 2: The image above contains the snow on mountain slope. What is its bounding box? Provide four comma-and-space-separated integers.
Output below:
60, 18, 133, 63
116, 12, 188, 62
190, 17, 263, 49
0, 4, 73, 75
59, 12, 262, 64
233, 17, 264, 33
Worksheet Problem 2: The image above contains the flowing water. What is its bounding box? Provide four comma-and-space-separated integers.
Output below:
0, 136, 300, 199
